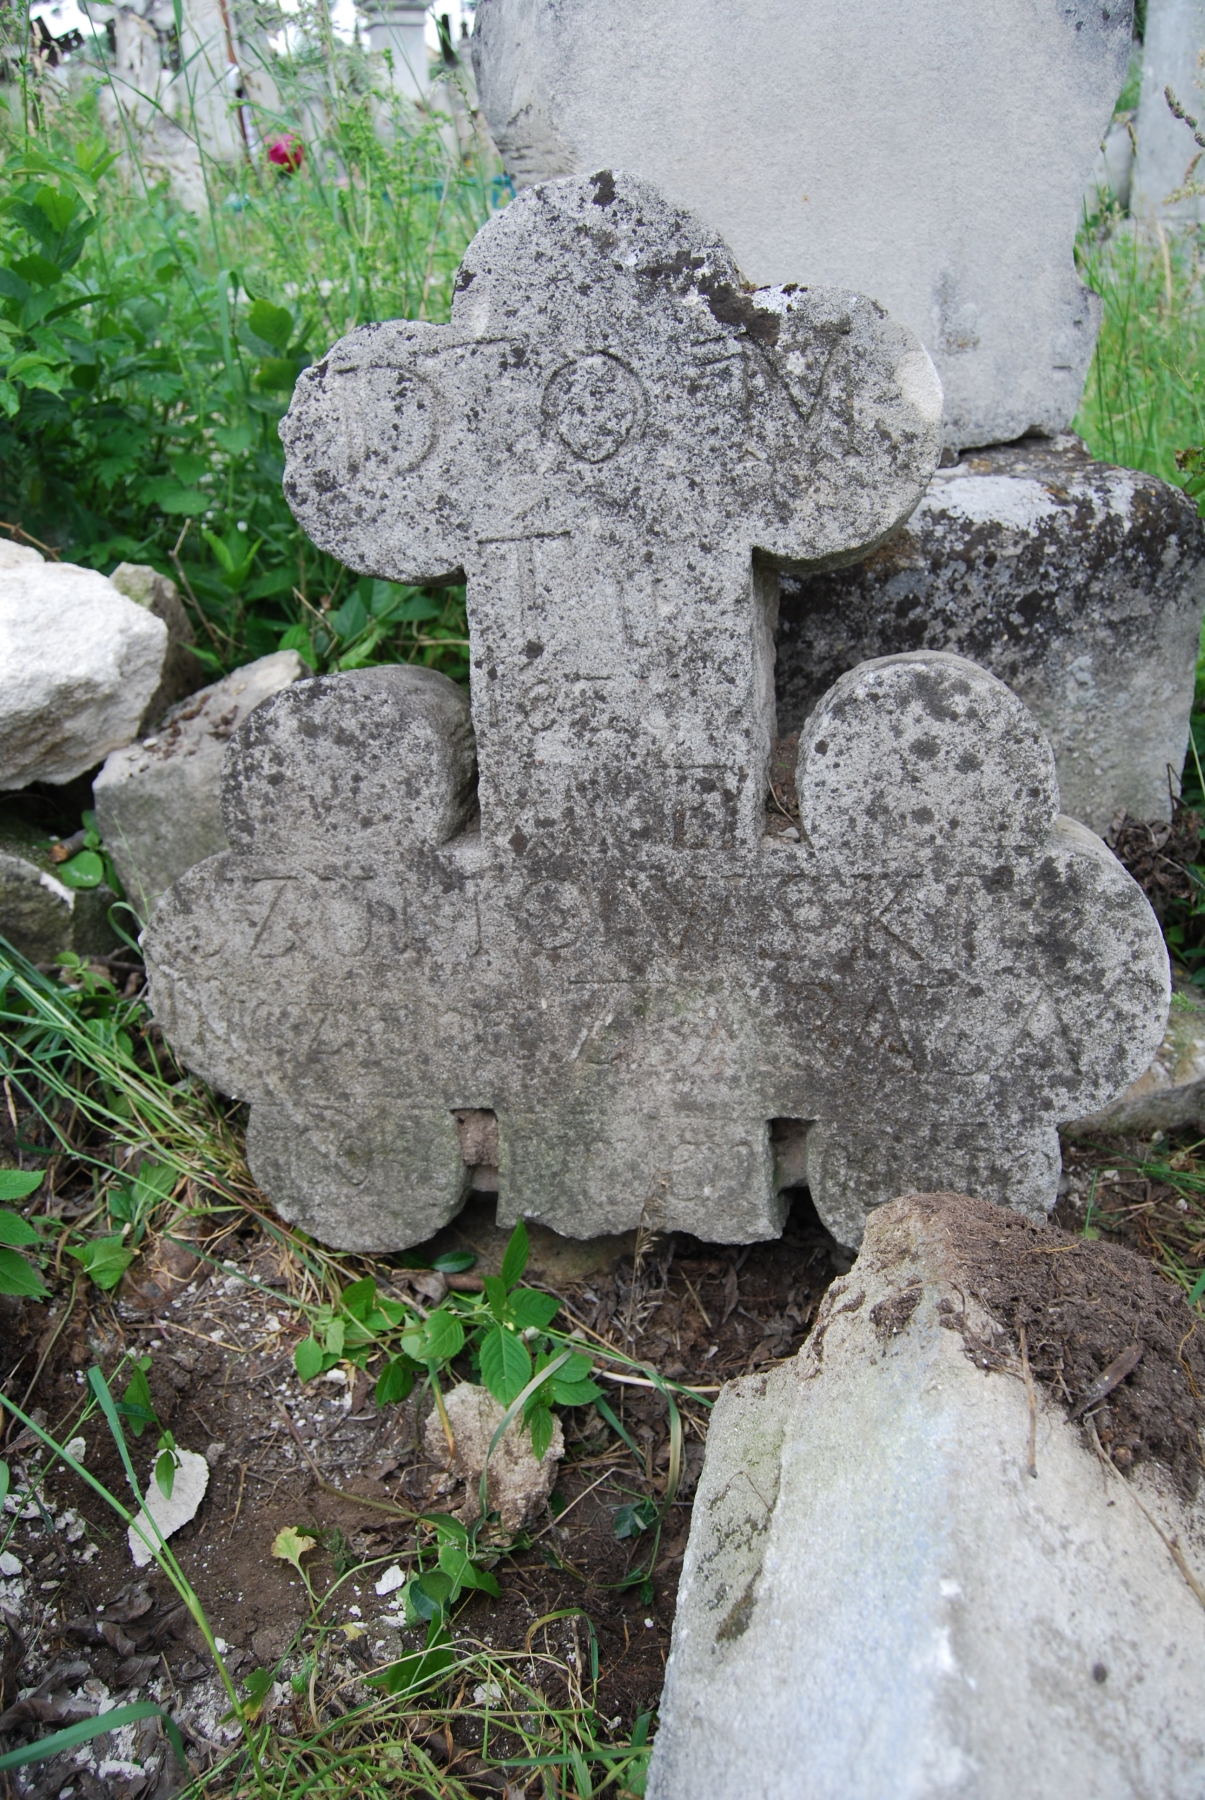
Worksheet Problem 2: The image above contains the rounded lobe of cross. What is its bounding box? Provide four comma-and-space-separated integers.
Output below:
794, 653, 1170, 1147
280, 172, 943, 590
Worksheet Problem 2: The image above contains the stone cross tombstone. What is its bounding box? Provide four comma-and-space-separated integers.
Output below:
471, 0, 1133, 452
145, 174, 1168, 1254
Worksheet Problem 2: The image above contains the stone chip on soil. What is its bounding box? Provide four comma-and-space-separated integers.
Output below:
424, 1382, 564, 1531
127, 1447, 209, 1568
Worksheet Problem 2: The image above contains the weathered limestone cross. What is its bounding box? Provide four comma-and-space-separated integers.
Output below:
146, 174, 1168, 1251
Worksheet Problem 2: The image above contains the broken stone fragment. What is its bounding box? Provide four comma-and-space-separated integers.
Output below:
0, 550, 168, 790
94, 650, 308, 919
127, 1448, 209, 1568
649, 1192, 1205, 1800
424, 1382, 564, 1531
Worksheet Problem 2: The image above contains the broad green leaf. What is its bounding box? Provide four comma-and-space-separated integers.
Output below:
402, 1306, 465, 1367
154, 1445, 178, 1500
479, 1324, 532, 1406
34, 185, 79, 234
549, 1351, 595, 1385
67, 1233, 135, 1290
0, 1245, 48, 1299
324, 1316, 345, 1357
375, 1356, 416, 1406
12, 252, 62, 287
328, 593, 368, 639
506, 1288, 560, 1331
213, 422, 253, 454
0, 1208, 40, 1245
431, 1250, 476, 1274
241, 1666, 274, 1720
0, 267, 32, 303
120, 1360, 156, 1438
340, 1276, 376, 1321
500, 1219, 529, 1289
0, 1171, 44, 1201
255, 356, 299, 393
55, 849, 104, 892
482, 1274, 509, 1323
613, 1499, 658, 1540
399, 594, 444, 623
405, 1568, 454, 1623
245, 567, 299, 600
133, 1161, 175, 1209
294, 1336, 324, 1381
530, 1403, 554, 1462
247, 298, 293, 349
550, 1376, 602, 1407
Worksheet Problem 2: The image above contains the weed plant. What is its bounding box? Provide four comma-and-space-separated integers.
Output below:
0, 9, 491, 679
0, 939, 683, 1792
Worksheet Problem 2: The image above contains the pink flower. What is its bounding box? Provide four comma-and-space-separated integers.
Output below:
267, 133, 304, 174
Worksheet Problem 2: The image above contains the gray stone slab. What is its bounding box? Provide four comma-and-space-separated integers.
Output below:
649, 1192, 1205, 1800
94, 650, 307, 920
472, 0, 1132, 452
774, 435, 1205, 835
145, 175, 1165, 1253
1132, 0, 1205, 225
0, 554, 168, 789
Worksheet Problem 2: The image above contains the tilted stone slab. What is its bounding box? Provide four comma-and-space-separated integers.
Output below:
145, 175, 1166, 1252
472, 0, 1132, 452
774, 435, 1205, 835
648, 1192, 1205, 1800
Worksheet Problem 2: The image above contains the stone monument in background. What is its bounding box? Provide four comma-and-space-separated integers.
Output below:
472, 0, 1130, 454
1132, 0, 1205, 225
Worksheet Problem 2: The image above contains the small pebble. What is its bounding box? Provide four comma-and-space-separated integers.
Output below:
644, 1617, 655, 1629
0, 1551, 22, 1576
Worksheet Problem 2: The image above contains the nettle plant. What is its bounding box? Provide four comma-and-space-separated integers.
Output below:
293, 1221, 602, 1462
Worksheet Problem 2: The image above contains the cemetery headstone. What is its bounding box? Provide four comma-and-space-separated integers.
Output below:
774, 435, 1205, 834
1132, 0, 1205, 225
472, 0, 1132, 453
649, 1191, 1205, 1799
146, 174, 1167, 1254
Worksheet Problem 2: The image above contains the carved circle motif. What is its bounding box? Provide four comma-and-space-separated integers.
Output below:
543, 352, 645, 464
335, 365, 440, 483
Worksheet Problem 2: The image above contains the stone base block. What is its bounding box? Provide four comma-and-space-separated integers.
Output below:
774, 436, 1205, 836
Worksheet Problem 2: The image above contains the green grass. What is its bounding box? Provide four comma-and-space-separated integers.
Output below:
1075, 218, 1205, 488
0, 10, 492, 679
